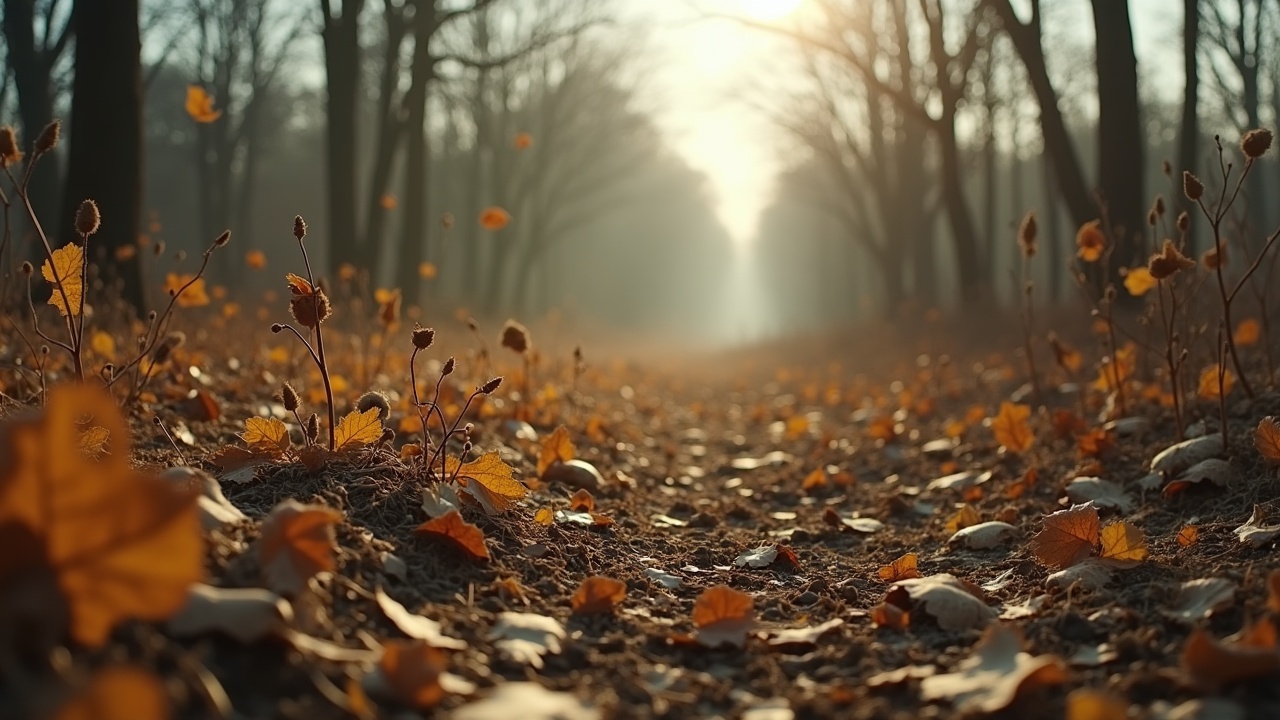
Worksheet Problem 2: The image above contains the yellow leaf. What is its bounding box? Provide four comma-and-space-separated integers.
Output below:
945, 504, 981, 534
185, 85, 222, 123
1234, 318, 1261, 346
90, 331, 116, 360
42, 242, 84, 317
1198, 364, 1234, 400
1065, 689, 1128, 720
245, 250, 266, 269
533, 507, 553, 526
877, 552, 920, 582
53, 665, 169, 720
1176, 525, 1199, 547
446, 451, 526, 514
164, 273, 209, 308
1123, 266, 1157, 296
537, 426, 575, 477
418, 262, 437, 279
1099, 521, 1147, 564
333, 407, 384, 452
242, 416, 290, 455
77, 426, 111, 460
991, 402, 1034, 454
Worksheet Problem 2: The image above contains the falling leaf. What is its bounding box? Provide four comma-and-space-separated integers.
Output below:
1163, 578, 1236, 623
878, 553, 920, 582
1076, 220, 1106, 262
415, 510, 489, 562
1234, 318, 1261, 346
490, 612, 565, 668
571, 576, 626, 614
54, 665, 169, 720
1064, 477, 1134, 513
1177, 526, 1199, 547
245, 250, 266, 269
1098, 522, 1147, 565
513, 132, 533, 150
920, 623, 1067, 712
692, 585, 755, 648
375, 587, 466, 649
1255, 417, 1280, 462
1030, 503, 1100, 569
887, 574, 996, 630
992, 402, 1034, 453
479, 206, 511, 231
379, 193, 398, 210
1181, 619, 1280, 690
447, 452, 526, 514
569, 488, 595, 512
90, 331, 116, 360
42, 242, 84, 316
258, 499, 343, 596
945, 504, 981, 534
1198, 364, 1234, 400
538, 425, 576, 477
1123, 266, 1157, 296
185, 85, 222, 122
0, 385, 203, 647
241, 416, 290, 456
164, 273, 209, 307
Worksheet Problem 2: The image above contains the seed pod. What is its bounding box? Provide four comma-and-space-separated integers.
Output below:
305, 413, 320, 443
411, 325, 436, 350
214, 230, 231, 247
480, 376, 503, 395
289, 286, 332, 328
356, 391, 391, 422
75, 199, 101, 236
1242, 128, 1273, 159
442, 357, 456, 376
1183, 171, 1204, 201
281, 382, 300, 412
293, 215, 307, 241
34, 120, 60, 155
500, 320, 530, 354
0, 125, 22, 166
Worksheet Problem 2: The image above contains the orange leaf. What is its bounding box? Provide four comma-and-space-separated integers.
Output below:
164, 273, 209, 307
378, 641, 451, 709
692, 585, 755, 648
244, 250, 266, 269
418, 262, 437, 279
54, 665, 169, 720
1098, 521, 1147, 564
802, 468, 827, 491
334, 407, 384, 452
569, 488, 594, 512
992, 402, 1033, 454
1176, 525, 1199, 547
448, 452, 526, 514
1181, 620, 1280, 690
415, 509, 489, 562
1255, 417, 1280, 462
1076, 219, 1105, 262
1030, 503, 1099, 569
0, 385, 203, 647
513, 132, 533, 150
1198, 364, 1235, 400
1076, 428, 1114, 457
571, 576, 626, 614
537, 426, 576, 477
285, 272, 315, 295
42, 242, 84, 317
1122, 266, 1157, 296
877, 553, 921, 582
479, 206, 511, 231
1234, 318, 1261, 346
945, 504, 981, 535
871, 601, 910, 630
184, 85, 222, 123
1065, 689, 1128, 720
258, 499, 343, 595
379, 193, 398, 210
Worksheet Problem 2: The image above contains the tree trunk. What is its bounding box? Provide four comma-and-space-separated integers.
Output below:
937, 113, 984, 306
320, 0, 364, 277
1177, 0, 1199, 252
361, 4, 408, 266
1091, 0, 1145, 271
61, 0, 145, 312
1043, 151, 1063, 302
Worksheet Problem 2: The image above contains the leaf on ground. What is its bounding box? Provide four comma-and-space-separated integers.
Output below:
1164, 458, 1236, 496
927, 470, 991, 492
644, 568, 682, 589
375, 587, 466, 649
258, 499, 343, 596
569, 488, 595, 512
414, 509, 490, 562
920, 623, 1067, 713
0, 384, 203, 647
167, 583, 291, 644
1181, 618, 1280, 690
1097, 522, 1147, 565
54, 665, 169, 720
802, 468, 826, 490
1030, 503, 1100, 569
1177, 525, 1199, 547
1150, 434, 1223, 476
1065, 689, 1128, 720
334, 407, 383, 452
878, 553, 921, 582
1163, 578, 1236, 623
420, 484, 461, 519
490, 611, 565, 668
692, 585, 755, 648
991, 402, 1034, 454
533, 507, 554, 526
948, 521, 1017, 550
451, 682, 599, 720
571, 576, 627, 615
76, 426, 111, 460
369, 641, 474, 709
871, 601, 910, 630
945, 504, 981, 534
888, 574, 996, 631
765, 618, 844, 653
538, 425, 576, 477
735, 545, 780, 568
242, 416, 290, 456
448, 452, 526, 514
1064, 477, 1134, 513
1045, 559, 1114, 592
42, 242, 84, 317
1234, 505, 1280, 547
1256, 417, 1280, 462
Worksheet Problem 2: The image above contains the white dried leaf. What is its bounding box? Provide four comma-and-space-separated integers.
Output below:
893, 574, 996, 630
375, 587, 466, 649
1045, 560, 1113, 591
1150, 434, 1223, 476
1163, 578, 1236, 623
1234, 505, 1280, 547
920, 624, 1066, 712
453, 683, 600, 720
491, 612, 565, 668
1064, 477, 1135, 513
735, 545, 779, 568
167, 583, 291, 644
644, 568, 682, 589
1173, 458, 1235, 489
927, 470, 992, 492
421, 483, 461, 518
948, 521, 1017, 550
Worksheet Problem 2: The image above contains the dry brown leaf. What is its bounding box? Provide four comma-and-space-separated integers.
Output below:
375, 587, 466, 649
945, 504, 981, 534
871, 601, 910, 630
538, 425, 576, 477
1030, 503, 1100, 569
1098, 522, 1147, 565
334, 407, 383, 452
76, 426, 110, 460
692, 585, 755, 648
1164, 578, 1236, 623
1181, 619, 1280, 690
377, 641, 464, 709
414, 509, 490, 562
258, 499, 343, 596
1256, 417, 1280, 462
1065, 689, 1128, 720
888, 574, 996, 630
447, 452, 526, 514
0, 385, 203, 647
570, 576, 626, 615
878, 553, 921, 582
992, 402, 1034, 454
490, 612, 565, 667
54, 665, 169, 720
920, 623, 1067, 712
1177, 525, 1199, 547
569, 488, 595, 512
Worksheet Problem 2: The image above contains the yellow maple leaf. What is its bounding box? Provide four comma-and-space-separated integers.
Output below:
241, 417, 290, 456
185, 85, 222, 123
537, 426, 576, 477
42, 242, 84, 317
991, 402, 1034, 454
1099, 521, 1148, 564
446, 451, 526, 514
333, 407, 384, 452
164, 273, 209, 308
1123, 267, 1157, 297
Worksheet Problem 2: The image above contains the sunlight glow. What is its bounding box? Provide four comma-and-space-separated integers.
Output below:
734, 0, 804, 21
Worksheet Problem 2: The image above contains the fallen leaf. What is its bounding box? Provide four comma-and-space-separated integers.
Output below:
1065, 689, 1128, 720
1045, 560, 1113, 592
1181, 619, 1280, 690
375, 587, 466, 649
76, 426, 110, 460
452, 682, 599, 720
1164, 578, 1236, 623
888, 574, 996, 630
54, 665, 169, 720
920, 623, 1067, 712
0, 385, 203, 647
1064, 477, 1135, 513
420, 484, 461, 519
490, 611, 565, 668
871, 601, 910, 629
167, 583, 291, 644
1256, 417, 1280, 462
1164, 458, 1236, 496
1177, 525, 1199, 547
242, 416, 290, 456
164, 273, 209, 307
334, 407, 383, 452
414, 510, 490, 562
878, 553, 920, 582
735, 545, 780, 568
1030, 503, 1100, 569
533, 507, 554, 525
42, 242, 84, 316
992, 402, 1034, 454
1234, 505, 1280, 547
692, 585, 755, 648
258, 499, 343, 596
538, 426, 576, 477
928, 470, 991, 492
448, 452, 526, 514
1150, 434, 1223, 476
571, 576, 626, 614
945, 504, 981, 534
569, 488, 595, 512
949, 521, 1018, 550
1098, 521, 1147, 565
766, 618, 844, 653
372, 641, 473, 709
644, 568, 682, 589
1269, 570, 1280, 613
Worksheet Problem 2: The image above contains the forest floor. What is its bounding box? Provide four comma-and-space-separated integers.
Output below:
5, 311, 1280, 720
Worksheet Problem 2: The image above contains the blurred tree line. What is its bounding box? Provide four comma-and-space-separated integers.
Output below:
752, 0, 1280, 331
0, 0, 733, 338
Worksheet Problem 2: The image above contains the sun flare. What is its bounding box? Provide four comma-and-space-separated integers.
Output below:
735, 0, 804, 21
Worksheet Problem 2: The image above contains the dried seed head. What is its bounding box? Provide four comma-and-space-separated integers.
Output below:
480, 376, 503, 395
411, 325, 436, 350
1148, 239, 1196, 280
289, 286, 332, 328
1183, 171, 1204, 201
1202, 246, 1224, 270
377, 289, 400, 327
214, 230, 231, 247
20, 261, 33, 275
154, 240, 166, 256
280, 382, 300, 412
1146, 208, 1158, 227
378, 427, 395, 446
1177, 211, 1189, 232
500, 320, 530, 354
293, 215, 307, 241
152, 331, 185, 364
442, 357, 456, 376
1017, 210, 1037, 258
34, 120, 60, 155
270, 323, 284, 333
75, 199, 101, 236
305, 413, 320, 443
1162, 160, 1172, 177
0, 125, 22, 166
356, 391, 391, 422
1153, 195, 1165, 216
1242, 128, 1273, 159
101, 363, 114, 381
